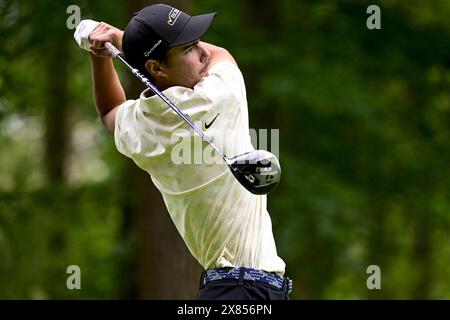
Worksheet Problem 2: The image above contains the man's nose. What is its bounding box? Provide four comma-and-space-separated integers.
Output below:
199, 44, 211, 63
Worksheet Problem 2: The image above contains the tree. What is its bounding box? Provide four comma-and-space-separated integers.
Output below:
120, 0, 202, 299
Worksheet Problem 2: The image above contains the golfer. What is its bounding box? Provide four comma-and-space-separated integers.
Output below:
75, 3, 292, 300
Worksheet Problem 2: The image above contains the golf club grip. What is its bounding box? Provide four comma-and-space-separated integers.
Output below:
104, 42, 121, 57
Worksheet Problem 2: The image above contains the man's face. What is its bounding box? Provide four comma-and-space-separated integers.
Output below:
160, 40, 211, 89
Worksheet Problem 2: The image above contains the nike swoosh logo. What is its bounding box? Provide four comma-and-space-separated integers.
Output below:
205, 113, 220, 129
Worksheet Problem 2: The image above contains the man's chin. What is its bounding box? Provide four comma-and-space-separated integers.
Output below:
200, 64, 209, 77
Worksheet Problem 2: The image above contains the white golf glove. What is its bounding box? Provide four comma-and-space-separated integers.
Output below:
74, 19, 99, 52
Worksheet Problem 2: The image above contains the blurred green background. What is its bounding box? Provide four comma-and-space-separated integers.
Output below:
1, 0, 449, 299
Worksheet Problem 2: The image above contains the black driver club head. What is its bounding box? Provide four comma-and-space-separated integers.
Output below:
228, 150, 281, 195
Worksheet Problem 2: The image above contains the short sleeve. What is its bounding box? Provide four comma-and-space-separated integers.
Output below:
114, 99, 166, 160
194, 61, 246, 108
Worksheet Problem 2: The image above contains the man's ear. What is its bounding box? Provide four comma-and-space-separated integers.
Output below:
145, 59, 167, 80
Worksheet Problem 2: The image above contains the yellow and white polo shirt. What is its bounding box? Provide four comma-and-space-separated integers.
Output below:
114, 61, 286, 275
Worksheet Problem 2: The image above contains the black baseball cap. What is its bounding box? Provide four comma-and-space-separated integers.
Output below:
122, 4, 216, 72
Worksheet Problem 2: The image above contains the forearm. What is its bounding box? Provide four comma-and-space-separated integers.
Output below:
90, 53, 126, 117
200, 42, 237, 67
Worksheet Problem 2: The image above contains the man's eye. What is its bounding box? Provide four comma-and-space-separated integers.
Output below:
186, 46, 194, 53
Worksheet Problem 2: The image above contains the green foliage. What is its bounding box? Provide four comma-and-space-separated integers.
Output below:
1, 0, 449, 299
0, 184, 126, 299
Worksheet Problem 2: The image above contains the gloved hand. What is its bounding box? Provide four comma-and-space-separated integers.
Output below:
74, 19, 99, 52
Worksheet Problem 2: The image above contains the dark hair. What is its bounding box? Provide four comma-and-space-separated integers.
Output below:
137, 49, 170, 82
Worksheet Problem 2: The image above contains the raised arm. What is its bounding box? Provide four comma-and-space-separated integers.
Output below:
200, 42, 237, 69
89, 54, 125, 131
88, 23, 126, 131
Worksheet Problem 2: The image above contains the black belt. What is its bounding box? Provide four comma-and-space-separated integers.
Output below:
201, 267, 293, 294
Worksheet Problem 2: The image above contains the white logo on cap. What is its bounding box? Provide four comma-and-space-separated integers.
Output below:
144, 40, 162, 57
168, 8, 181, 26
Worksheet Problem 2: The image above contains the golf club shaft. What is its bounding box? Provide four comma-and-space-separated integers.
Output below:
104, 42, 228, 162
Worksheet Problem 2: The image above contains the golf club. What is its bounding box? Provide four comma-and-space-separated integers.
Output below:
104, 42, 281, 195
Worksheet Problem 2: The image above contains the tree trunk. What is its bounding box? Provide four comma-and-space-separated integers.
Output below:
44, 30, 69, 184
365, 192, 389, 299
409, 196, 432, 299
120, 0, 202, 299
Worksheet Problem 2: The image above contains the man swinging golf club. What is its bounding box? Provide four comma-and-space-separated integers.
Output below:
74, 3, 292, 300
